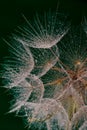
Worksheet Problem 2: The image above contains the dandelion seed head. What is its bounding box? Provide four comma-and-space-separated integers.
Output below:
1, 10, 87, 130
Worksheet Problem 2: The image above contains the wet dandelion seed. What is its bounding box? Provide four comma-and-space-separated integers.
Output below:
1, 11, 87, 130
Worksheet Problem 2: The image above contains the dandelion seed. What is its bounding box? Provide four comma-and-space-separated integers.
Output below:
1, 38, 34, 88
16, 12, 70, 49
16, 99, 69, 130
8, 74, 44, 113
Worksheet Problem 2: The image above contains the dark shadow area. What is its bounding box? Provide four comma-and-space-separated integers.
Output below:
0, 0, 87, 37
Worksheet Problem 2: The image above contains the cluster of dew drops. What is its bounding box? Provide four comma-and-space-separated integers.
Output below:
1, 10, 87, 130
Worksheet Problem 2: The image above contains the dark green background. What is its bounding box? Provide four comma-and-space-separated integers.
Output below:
0, 0, 87, 130
0, 0, 87, 37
